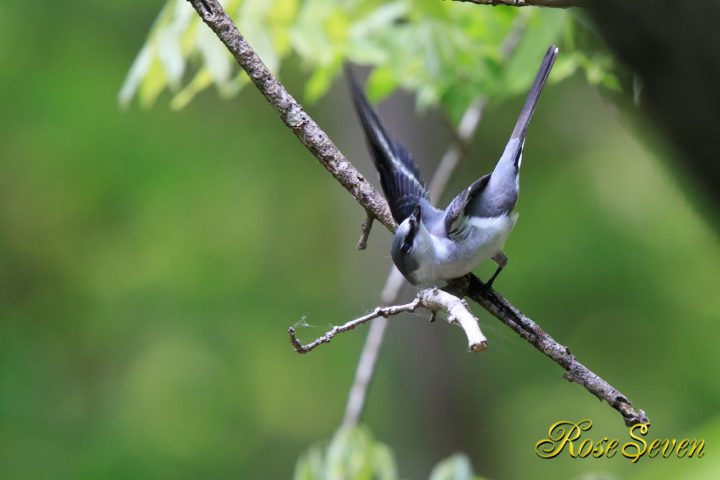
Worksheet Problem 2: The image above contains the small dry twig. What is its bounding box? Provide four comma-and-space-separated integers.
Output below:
356, 211, 375, 250
289, 288, 487, 354
452, 0, 580, 8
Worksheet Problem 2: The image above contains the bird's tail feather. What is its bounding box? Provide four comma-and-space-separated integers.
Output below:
510, 45, 558, 141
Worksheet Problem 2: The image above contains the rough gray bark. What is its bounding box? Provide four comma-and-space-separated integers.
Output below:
453, 0, 579, 7
186, 0, 648, 427
449, 275, 647, 425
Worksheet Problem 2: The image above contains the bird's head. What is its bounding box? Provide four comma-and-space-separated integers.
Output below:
390, 205, 428, 285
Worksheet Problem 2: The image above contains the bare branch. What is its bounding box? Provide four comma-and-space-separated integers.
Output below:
290, 289, 487, 354
342, 311, 390, 427
185, 0, 648, 427
356, 211, 375, 250
429, 98, 488, 203
289, 300, 420, 354
447, 275, 649, 426
422, 288, 487, 352
452, 0, 580, 8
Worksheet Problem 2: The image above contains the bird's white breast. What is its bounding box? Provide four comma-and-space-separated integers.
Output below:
463, 213, 518, 259
411, 212, 518, 285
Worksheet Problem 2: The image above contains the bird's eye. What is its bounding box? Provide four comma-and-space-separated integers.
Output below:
400, 242, 411, 254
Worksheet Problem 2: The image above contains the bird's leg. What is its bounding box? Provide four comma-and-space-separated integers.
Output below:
481, 251, 508, 293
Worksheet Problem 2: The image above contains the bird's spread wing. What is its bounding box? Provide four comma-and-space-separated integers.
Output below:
444, 174, 490, 234
346, 67, 429, 223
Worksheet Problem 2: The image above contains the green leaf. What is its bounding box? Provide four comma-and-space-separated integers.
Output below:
195, 25, 232, 86
350, 2, 409, 38
138, 54, 169, 109
155, 0, 194, 88
366, 65, 398, 103
498, 10, 568, 98
305, 60, 341, 104
293, 425, 398, 480
600, 71, 621, 92
294, 445, 325, 480
268, 0, 300, 54
121, 0, 618, 115
118, 44, 153, 108
156, 28, 186, 88
548, 54, 580, 84
372, 443, 397, 480
429, 453, 484, 480
170, 69, 214, 110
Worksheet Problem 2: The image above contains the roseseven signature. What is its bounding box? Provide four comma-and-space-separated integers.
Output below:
535, 420, 705, 462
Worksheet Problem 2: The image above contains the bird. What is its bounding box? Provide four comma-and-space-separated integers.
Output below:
347, 45, 558, 289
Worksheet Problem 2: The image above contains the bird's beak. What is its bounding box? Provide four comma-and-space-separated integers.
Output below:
401, 205, 422, 254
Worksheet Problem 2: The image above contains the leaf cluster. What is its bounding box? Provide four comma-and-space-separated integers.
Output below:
294, 425, 485, 480
120, 0, 618, 124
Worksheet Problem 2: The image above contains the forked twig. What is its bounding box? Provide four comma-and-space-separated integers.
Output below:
289, 288, 487, 354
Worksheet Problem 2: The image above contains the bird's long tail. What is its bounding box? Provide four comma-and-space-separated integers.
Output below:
479, 46, 558, 216
510, 45, 558, 141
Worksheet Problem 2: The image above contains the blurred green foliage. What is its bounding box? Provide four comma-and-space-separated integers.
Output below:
1, 1, 719, 480
428, 453, 484, 480
120, 0, 617, 123
293, 426, 483, 480
294, 426, 398, 480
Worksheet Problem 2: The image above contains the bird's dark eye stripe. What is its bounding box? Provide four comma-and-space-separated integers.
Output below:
403, 231, 416, 250
407, 220, 417, 240
401, 218, 418, 254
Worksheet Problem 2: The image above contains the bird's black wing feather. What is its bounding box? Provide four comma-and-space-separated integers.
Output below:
346, 66, 428, 223
444, 174, 490, 234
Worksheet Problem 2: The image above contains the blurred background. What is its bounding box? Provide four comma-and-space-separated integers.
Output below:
1, 1, 718, 479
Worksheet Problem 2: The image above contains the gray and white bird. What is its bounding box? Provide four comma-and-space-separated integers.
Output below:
348, 45, 558, 289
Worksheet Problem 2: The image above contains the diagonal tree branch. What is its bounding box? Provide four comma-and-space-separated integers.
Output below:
448, 276, 647, 425
186, 0, 648, 427
452, 0, 580, 7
